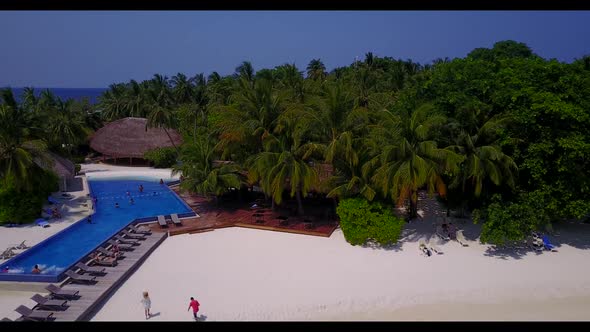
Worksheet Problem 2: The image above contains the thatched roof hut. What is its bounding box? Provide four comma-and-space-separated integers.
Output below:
35, 152, 76, 191
89, 117, 182, 159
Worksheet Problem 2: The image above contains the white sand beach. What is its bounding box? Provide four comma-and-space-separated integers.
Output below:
90, 224, 590, 321
2, 165, 590, 321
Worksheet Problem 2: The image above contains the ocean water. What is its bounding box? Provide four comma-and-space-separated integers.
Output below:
7, 87, 107, 104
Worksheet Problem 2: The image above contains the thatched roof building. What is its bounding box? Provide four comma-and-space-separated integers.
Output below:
35, 152, 76, 191
89, 117, 182, 159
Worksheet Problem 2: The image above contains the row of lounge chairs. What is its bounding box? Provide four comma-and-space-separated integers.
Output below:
8, 224, 152, 322
1, 241, 30, 260
157, 213, 183, 228
10, 284, 80, 321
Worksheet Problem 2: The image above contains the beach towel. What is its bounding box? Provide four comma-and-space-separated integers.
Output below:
36, 219, 50, 228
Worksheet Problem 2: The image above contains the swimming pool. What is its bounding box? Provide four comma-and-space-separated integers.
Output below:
0, 176, 194, 282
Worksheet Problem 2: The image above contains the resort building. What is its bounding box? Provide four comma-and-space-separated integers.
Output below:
89, 117, 182, 165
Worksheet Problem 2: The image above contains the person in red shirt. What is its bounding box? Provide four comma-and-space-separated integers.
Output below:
187, 297, 200, 321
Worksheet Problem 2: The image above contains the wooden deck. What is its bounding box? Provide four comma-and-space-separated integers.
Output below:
156, 187, 339, 237
234, 223, 334, 237
26, 231, 167, 321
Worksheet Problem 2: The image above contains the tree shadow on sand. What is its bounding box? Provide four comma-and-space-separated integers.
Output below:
361, 240, 403, 252
473, 220, 590, 260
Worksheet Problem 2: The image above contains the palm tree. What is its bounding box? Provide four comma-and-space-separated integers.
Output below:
0, 92, 52, 191
126, 80, 148, 118
235, 61, 255, 85
447, 115, 518, 198
306, 59, 327, 81
275, 63, 304, 102
214, 78, 284, 161
207, 72, 233, 105
46, 99, 88, 156
247, 108, 321, 215
188, 73, 209, 142
326, 144, 377, 202
146, 105, 180, 155
366, 104, 463, 219
99, 83, 128, 120
172, 134, 243, 203
171, 73, 194, 104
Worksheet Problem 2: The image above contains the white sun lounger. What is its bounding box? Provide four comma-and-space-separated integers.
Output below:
157, 215, 168, 228
456, 230, 469, 247
429, 238, 443, 254
171, 213, 182, 226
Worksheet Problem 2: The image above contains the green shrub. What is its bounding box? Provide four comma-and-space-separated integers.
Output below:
0, 169, 59, 225
336, 198, 405, 246
474, 192, 549, 246
144, 147, 177, 168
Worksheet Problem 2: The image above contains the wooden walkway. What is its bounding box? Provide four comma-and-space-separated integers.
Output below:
29, 231, 167, 321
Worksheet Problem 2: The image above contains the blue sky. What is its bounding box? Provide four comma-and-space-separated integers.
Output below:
1, 11, 589, 88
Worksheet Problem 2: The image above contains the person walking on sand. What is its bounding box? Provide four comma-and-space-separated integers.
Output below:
141, 291, 151, 319
187, 297, 200, 321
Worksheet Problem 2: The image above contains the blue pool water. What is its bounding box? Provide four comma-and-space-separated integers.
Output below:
0, 176, 192, 282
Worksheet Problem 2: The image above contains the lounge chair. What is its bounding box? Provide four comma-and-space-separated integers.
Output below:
107, 240, 134, 251
120, 229, 147, 240
526, 236, 544, 252
45, 284, 79, 299
157, 215, 168, 228
418, 240, 432, 257
1, 248, 16, 260
436, 226, 450, 241
15, 305, 54, 321
455, 230, 469, 247
90, 254, 118, 266
96, 247, 126, 259
171, 213, 183, 226
428, 238, 443, 254
542, 235, 557, 251
10, 240, 30, 250
30, 294, 68, 311
74, 262, 106, 275
65, 270, 97, 284
114, 235, 140, 246
128, 224, 151, 234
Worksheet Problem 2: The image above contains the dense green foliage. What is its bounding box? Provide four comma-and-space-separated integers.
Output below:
0, 169, 59, 225
474, 192, 549, 246
4, 40, 589, 244
144, 147, 177, 168
336, 198, 405, 246
0, 89, 98, 224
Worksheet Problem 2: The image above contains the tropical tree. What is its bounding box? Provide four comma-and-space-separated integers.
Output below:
447, 115, 518, 198
0, 91, 52, 191
171, 72, 194, 104
46, 99, 88, 156
214, 78, 285, 161
247, 108, 321, 215
366, 104, 463, 219
172, 133, 243, 202
99, 83, 128, 120
306, 59, 327, 81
